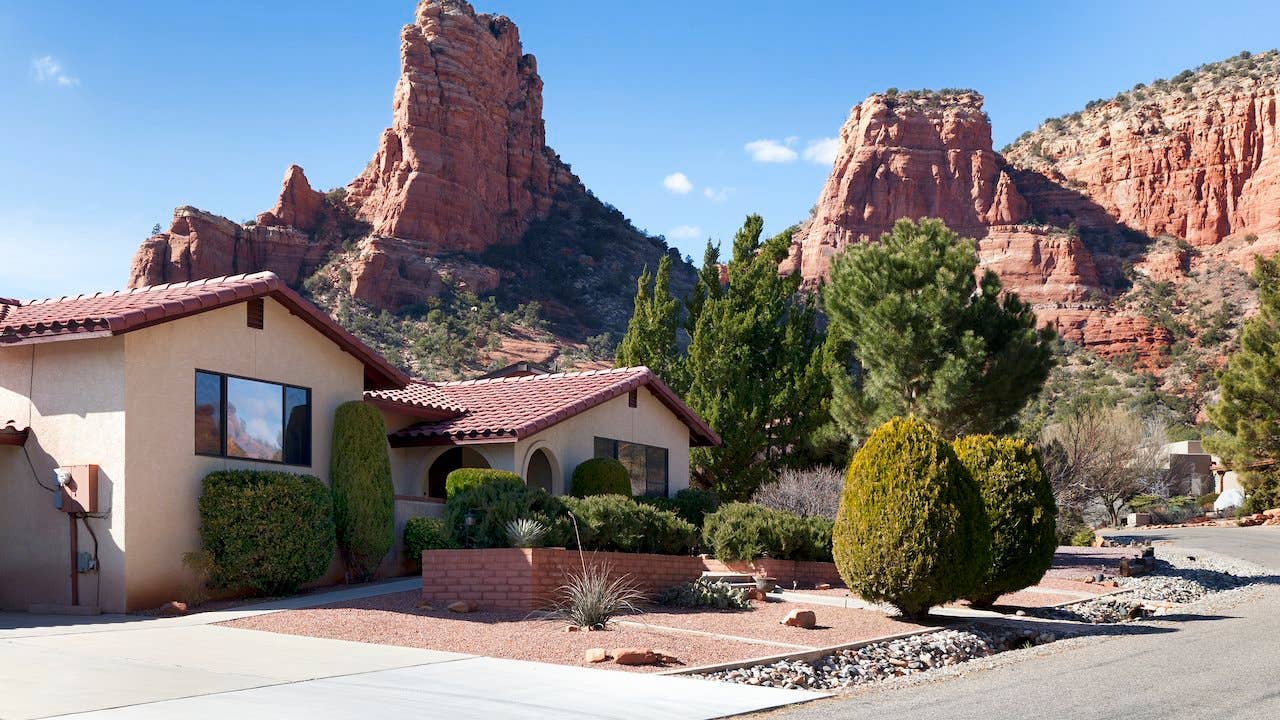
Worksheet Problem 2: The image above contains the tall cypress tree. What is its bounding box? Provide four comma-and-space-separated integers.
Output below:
684, 215, 829, 500
684, 239, 723, 337
1206, 253, 1280, 511
615, 255, 683, 388
824, 218, 1054, 441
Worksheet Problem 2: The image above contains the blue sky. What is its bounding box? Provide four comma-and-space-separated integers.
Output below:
3, 1, 1279, 299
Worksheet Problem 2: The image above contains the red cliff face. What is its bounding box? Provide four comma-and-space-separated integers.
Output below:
783, 92, 1030, 282
1004, 55, 1280, 248
344, 0, 573, 252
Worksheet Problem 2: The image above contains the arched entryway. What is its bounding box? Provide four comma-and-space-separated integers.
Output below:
426, 447, 490, 499
526, 448, 554, 493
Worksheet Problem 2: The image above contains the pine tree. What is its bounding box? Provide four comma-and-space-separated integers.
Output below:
615, 255, 683, 388
684, 240, 723, 336
1206, 253, 1280, 511
684, 215, 829, 501
824, 218, 1055, 441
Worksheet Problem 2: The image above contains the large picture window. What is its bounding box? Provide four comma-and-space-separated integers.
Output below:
594, 436, 668, 497
195, 370, 312, 466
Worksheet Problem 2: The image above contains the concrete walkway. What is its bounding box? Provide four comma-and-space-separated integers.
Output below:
0, 579, 822, 719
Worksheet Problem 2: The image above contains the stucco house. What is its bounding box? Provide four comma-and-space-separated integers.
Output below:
0, 272, 717, 614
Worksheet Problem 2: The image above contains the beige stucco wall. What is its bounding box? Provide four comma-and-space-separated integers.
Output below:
513, 387, 691, 497
0, 337, 127, 612
121, 298, 366, 610
388, 385, 691, 503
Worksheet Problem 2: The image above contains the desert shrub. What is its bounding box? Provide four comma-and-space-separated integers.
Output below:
658, 578, 751, 609
506, 518, 549, 548
953, 435, 1058, 606
197, 470, 335, 596
833, 417, 991, 619
1127, 494, 1163, 513
638, 488, 721, 527
570, 458, 632, 497
445, 468, 524, 500
548, 561, 644, 629
445, 481, 569, 548
801, 516, 835, 562
751, 466, 843, 519
1197, 492, 1220, 509
701, 502, 816, 561
403, 516, 458, 564
562, 495, 697, 555
1070, 527, 1097, 546
331, 401, 395, 582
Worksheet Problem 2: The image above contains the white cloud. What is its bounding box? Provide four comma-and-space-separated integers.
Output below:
668, 225, 702, 240
744, 138, 798, 163
31, 55, 78, 86
662, 172, 694, 194
702, 186, 734, 203
803, 137, 840, 165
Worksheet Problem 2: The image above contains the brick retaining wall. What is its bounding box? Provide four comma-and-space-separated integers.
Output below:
421, 548, 843, 612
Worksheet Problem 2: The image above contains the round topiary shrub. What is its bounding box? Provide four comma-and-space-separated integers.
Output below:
570, 458, 632, 497
833, 416, 991, 619
445, 480, 568, 548
403, 516, 458, 567
952, 435, 1057, 606
331, 401, 395, 582
445, 468, 524, 500
198, 470, 335, 596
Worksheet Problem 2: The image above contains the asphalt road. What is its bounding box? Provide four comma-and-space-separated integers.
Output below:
765, 527, 1280, 720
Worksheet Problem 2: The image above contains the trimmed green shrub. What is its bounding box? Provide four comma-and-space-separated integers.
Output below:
562, 495, 698, 555
833, 416, 991, 619
570, 458, 632, 497
403, 516, 457, 565
702, 502, 810, 561
331, 401, 395, 582
445, 468, 523, 500
198, 470, 335, 596
1070, 528, 1097, 547
1197, 492, 1220, 509
953, 435, 1057, 606
658, 578, 751, 609
647, 488, 721, 527
445, 481, 569, 548
801, 516, 835, 563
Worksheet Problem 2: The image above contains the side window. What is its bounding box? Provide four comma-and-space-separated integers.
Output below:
195, 370, 312, 466
593, 436, 669, 497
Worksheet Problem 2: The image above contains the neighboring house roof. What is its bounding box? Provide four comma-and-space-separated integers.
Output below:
0, 272, 409, 390
478, 360, 552, 379
377, 366, 720, 448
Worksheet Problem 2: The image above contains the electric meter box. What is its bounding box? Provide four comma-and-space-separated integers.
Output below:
58, 465, 98, 513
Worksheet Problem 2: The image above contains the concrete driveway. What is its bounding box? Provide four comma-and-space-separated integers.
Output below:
764, 527, 1280, 720
0, 582, 820, 720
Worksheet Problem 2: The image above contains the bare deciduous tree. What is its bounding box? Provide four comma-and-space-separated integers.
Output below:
751, 466, 844, 519
1039, 405, 1170, 527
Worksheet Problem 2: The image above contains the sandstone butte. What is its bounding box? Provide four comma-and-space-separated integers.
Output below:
786, 60, 1280, 365
128, 0, 577, 309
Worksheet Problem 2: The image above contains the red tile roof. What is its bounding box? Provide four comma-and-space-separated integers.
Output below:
366, 382, 468, 419
0, 272, 409, 390
378, 367, 719, 447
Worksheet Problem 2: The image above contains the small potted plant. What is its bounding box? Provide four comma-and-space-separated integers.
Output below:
753, 573, 777, 593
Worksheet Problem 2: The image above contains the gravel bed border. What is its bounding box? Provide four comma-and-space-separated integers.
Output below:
661, 625, 947, 676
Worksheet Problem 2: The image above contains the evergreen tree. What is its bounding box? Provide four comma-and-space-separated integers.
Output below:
684, 239, 723, 336
824, 218, 1055, 441
684, 215, 830, 501
615, 255, 683, 387
1206, 253, 1280, 511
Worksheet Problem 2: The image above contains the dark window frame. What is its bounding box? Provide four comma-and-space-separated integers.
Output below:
194, 369, 313, 467
593, 436, 669, 498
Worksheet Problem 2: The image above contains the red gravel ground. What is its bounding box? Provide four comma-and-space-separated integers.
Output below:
223, 591, 803, 673
627, 599, 927, 648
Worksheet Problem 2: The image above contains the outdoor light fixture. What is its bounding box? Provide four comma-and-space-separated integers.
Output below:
464, 510, 476, 548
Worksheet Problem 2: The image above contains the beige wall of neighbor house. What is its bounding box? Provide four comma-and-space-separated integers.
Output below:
0, 337, 127, 612
121, 298, 366, 611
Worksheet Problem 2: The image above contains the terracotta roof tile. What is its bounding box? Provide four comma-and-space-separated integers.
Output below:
0, 272, 408, 390
378, 367, 719, 447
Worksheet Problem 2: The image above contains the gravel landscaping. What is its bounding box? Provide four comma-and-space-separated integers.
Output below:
694, 624, 1061, 691
630, 600, 925, 648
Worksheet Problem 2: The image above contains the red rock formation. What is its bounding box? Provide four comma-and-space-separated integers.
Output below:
783, 92, 1030, 281
257, 165, 326, 232
344, 0, 573, 252
1004, 64, 1280, 248
975, 227, 1103, 305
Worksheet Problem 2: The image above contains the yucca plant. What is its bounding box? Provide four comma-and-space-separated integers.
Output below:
505, 518, 548, 548
551, 560, 644, 629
